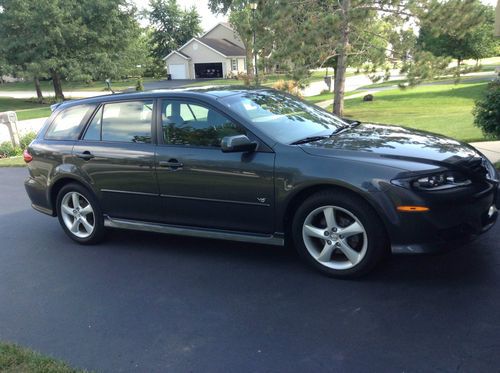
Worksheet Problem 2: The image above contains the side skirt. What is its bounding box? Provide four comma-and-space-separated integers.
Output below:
104, 216, 285, 246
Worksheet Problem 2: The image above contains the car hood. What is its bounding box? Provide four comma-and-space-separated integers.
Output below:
299, 123, 483, 171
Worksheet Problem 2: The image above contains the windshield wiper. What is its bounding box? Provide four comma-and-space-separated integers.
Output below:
291, 122, 360, 145
330, 125, 349, 136
290, 136, 330, 145
329, 121, 361, 136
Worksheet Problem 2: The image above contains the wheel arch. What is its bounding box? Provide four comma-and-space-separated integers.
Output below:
282, 183, 391, 244
49, 176, 97, 216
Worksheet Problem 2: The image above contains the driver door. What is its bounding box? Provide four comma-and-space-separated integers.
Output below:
155, 98, 275, 233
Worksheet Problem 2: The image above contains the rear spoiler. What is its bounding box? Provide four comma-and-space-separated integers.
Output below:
50, 102, 63, 112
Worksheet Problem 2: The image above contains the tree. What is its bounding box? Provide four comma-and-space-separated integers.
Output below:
209, 0, 431, 116
227, 5, 255, 82
210, 0, 496, 116
473, 79, 500, 139
0, 55, 12, 84
147, 0, 202, 60
418, 1, 498, 79
0, 0, 142, 101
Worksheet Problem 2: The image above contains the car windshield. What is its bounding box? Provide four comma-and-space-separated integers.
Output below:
220, 90, 348, 144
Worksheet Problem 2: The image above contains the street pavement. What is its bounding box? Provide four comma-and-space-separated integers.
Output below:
0, 167, 499, 372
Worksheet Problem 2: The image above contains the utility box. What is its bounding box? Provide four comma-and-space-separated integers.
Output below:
0, 111, 20, 147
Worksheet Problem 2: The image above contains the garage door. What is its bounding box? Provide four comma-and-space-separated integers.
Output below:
195, 63, 223, 78
169, 64, 187, 79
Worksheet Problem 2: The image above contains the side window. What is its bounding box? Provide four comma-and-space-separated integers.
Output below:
90, 100, 153, 143
45, 105, 94, 140
84, 107, 102, 141
162, 101, 245, 147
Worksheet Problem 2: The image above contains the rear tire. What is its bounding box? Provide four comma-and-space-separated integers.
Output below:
292, 190, 387, 278
56, 183, 105, 244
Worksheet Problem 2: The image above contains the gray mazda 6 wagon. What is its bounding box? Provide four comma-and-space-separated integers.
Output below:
24, 88, 500, 277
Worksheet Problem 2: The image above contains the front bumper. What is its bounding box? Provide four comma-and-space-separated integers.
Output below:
379, 180, 499, 254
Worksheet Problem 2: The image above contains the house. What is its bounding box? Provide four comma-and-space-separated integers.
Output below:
163, 23, 247, 80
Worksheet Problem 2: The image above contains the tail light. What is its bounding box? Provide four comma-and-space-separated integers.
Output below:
23, 149, 33, 163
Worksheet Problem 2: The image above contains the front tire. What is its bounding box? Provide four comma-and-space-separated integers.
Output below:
292, 190, 387, 278
56, 183, 105, 244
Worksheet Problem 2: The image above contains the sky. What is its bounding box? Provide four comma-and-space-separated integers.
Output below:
132, 0, 227, 32
132, 0, 498, 32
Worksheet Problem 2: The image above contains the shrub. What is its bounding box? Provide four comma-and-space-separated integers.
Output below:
20, 132, 37, 149
0, 141, 21, 158
135, 78, 144, 92
0, 132, 37, 158
272, 80, 303, 98
473, 79, 500, 139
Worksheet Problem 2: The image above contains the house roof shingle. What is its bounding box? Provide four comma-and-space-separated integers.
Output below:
199, 37, 246, 57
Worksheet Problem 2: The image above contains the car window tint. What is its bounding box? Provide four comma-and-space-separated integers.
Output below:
45, 105, 94, 140
162, 101, 245, 147
84, 107, 102, 141
101, 101, 153, 143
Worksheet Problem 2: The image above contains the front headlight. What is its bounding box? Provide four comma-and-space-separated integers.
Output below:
483, 158, 498, 181
392, 171, 471, 191
412, 171, 471, 190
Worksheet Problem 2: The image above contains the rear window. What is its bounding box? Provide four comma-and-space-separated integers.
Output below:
45, 105, 94, 140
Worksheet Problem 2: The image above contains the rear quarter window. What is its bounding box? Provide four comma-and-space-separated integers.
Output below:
45, 105, 95, 140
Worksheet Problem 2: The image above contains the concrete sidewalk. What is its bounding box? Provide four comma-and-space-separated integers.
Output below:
470, 141, 500, 163
0, 117, 48, 143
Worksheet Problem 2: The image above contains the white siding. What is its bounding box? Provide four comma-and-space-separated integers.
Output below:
164, 53, 191, 79
180, 41, 229, 78
237, 58, 246, 72
203, 24, 245, 49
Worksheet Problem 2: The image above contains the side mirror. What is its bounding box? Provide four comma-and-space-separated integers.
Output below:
221, 135, 258, 153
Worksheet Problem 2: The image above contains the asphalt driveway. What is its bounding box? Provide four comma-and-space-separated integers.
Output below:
1, 167, 499, 372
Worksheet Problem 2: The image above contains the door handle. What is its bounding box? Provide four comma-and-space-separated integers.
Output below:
159, 159, 183, 169
76, 151, 94, 160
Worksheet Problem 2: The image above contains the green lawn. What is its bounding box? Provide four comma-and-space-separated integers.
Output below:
337, 81, 488, 142
0, 342, 87, 372
357, 74, 496, 90
305, 90, 365, 104
0, 97, 51, 120
0, 157, 25, 167
0, 77, 156, 93
185, 70, 356, 88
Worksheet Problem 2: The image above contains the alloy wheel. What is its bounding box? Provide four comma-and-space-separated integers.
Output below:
302, 205, 368, 270
60, 191, 95, 239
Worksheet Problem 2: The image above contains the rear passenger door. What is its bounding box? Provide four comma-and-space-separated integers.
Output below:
72, 99, 160, 222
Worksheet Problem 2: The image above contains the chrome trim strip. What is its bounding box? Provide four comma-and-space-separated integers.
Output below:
104, 217, 284, 246
101, 189, 158, 197
160, 193, 270, 207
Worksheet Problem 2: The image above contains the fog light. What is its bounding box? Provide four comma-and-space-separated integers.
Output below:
488, 205, 498, 218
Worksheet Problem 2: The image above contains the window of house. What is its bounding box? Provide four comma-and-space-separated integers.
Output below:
231, 59, 238, 71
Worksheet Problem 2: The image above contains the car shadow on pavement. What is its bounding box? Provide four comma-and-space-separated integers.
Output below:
102, 226, 496, 285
